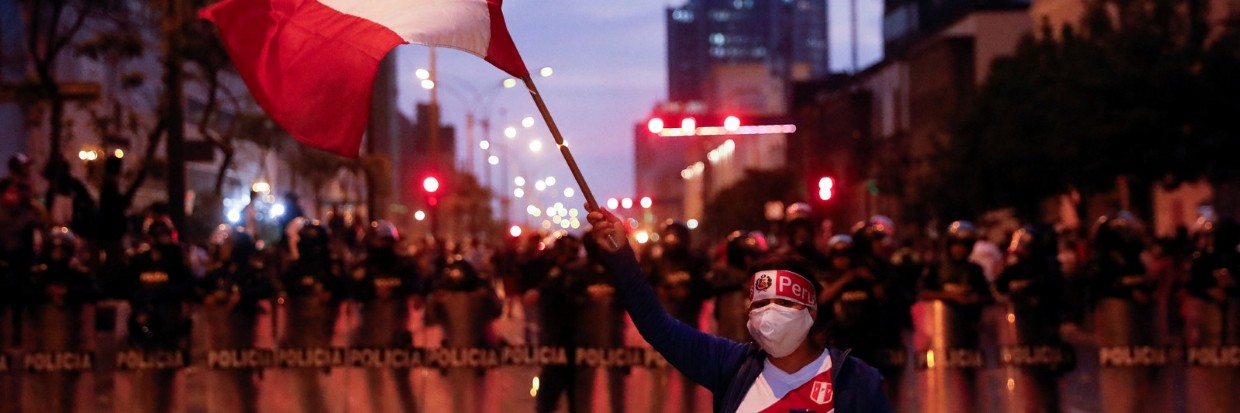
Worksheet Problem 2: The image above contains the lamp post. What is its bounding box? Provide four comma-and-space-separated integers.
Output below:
415, 66, 554, 184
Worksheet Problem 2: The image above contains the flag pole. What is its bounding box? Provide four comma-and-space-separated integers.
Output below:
521, 75, 618, 247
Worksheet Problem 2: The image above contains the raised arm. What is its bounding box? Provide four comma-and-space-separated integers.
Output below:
586, 208, 748, 393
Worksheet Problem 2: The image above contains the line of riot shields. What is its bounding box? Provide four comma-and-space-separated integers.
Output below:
1, 159, 1239, 413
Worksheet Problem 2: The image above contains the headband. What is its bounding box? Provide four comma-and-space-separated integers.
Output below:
750, 269, 817, 309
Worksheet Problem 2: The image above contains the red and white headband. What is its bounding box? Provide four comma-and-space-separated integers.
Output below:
750, 270, 817, 309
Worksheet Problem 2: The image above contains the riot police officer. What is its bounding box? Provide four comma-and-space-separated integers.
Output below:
279, 219, 346, 413
818, 235, 888, 364
852, 214, 912, 402
2, 177, 42, 343
779, 203, 829, 270
1185, 215, 1239, 336
426, 259, 502, 413
573, 234, 627, 413
1086, 212, 1160, 413
992, 225, 1067, 411
709, 231, 768, 342
853, 215, 913, 329
1184, 214, 1240, 412
114, 216, 194, 413
995, 225, 1065, 340
534, 234, 584, 413
350, 220, 420, 413
914, 220, 990, 413
919, 221, 991, 315
641, 220, 709, 413
24, 227, 97, 413
1088, 212, 1153, 306
200, 226, 274, 413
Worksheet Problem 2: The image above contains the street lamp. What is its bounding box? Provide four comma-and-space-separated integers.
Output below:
414, 66, 535, 185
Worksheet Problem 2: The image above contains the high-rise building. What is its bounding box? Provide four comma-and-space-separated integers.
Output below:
667, 0, 830, 101
884, 0, 1031, 57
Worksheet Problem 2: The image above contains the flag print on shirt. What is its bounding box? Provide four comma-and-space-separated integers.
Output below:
737, 354, 835, 413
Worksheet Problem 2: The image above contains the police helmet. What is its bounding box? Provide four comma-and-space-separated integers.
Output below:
43, 226, 77, 259
439, 259, 483, 291
210, 225, 256, 261
142, 216, 178, 244
1008, 226, 1035, 256
1192, 209, 1219, 240
298, 219, 329, 242
368, 220, 400, 243
726, 231, 768, 268
8, 153, 30, 175
1093, 211, 1143, 252
659, 220, 691, 248
946, 220, 978, 245
826, 234, 855, 257
785, 202, 813, 222
852, 215, 894, 241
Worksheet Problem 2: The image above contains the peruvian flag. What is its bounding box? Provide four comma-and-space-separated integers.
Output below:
200, 0, 529, 157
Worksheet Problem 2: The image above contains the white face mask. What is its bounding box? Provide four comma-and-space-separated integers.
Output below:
747, 304, 814, 358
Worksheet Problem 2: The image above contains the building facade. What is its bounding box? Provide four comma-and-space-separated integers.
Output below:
667, 0, 830, 101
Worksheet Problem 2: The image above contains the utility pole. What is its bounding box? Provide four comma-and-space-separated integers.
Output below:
428, 47, 440, 171
851, 0, 859, 73
164, 0, 187, 230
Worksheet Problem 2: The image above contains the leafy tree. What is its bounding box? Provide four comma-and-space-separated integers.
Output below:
17, 0, 118, 207
440, 170, 500, 241
702, 168, 802, 240
931, 1, 1239, 220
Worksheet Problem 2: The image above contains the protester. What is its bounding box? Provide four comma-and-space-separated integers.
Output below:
587, 208, 892, 413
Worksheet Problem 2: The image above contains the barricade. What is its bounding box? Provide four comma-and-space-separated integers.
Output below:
911, 299, 983, 413
7, 299, 1240, 412
989, 301, 1072, 413
1183, 297, 1240, 412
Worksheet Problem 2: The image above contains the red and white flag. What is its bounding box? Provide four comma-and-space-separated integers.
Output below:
200, 0, 529, 157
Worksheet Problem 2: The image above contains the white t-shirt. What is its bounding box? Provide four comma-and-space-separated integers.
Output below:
737, 349, 836, 413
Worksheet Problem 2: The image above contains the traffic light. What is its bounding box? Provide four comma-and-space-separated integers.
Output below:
422, 176, 440, 207
818, 177, 834, 201
647, 117, 664, 134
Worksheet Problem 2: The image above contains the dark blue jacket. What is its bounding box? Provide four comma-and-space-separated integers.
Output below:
604, 247, 892, 413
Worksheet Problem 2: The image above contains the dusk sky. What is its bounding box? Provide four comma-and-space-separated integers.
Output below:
394, 0, 883, 210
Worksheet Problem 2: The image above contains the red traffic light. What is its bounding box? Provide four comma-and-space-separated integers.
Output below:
647, 117, 665, 134
422, 176, 440, 193
818, 177, 834, 201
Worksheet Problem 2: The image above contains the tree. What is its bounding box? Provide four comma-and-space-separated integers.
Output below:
930, 1, 1238, 220
439, 170, 499, 241
17, 0, 115, 207
702, 168, 802, 240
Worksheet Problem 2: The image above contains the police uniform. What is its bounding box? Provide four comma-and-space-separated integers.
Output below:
1183, 218, 1240, 412
23, 231, 97, 413
350, 223, 421, 413
426, 260, 502, 413
711, 231, 768, 343
643, 221, 709, 413
572, 259, 626, 413
200, 229, 274, 413
279, 222, 345, 413
992, 226, 1066, 412
1086, 212, 1162, 413
114, 238, 194, 413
